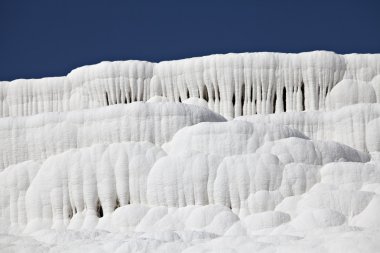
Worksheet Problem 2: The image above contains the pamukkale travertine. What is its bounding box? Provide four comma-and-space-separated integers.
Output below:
1, 51, 380, 253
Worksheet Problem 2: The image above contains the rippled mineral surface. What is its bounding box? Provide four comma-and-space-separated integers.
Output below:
1, 51, 380, 253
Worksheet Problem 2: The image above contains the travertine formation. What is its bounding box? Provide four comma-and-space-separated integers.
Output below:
1, 51, 380, 253
0, 102, 224, 171
1, 51, 379, 118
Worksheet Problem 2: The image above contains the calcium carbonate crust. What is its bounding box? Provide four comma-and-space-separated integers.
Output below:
0, 51, 380, 253
1, 51, 380, 118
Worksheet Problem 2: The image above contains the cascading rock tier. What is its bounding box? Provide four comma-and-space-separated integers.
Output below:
1, 51, 379, 118
1, 51, 380, 253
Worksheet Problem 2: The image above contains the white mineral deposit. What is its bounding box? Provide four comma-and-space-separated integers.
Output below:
1, 51, 380, 252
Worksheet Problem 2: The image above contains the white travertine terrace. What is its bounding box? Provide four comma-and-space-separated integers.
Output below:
237, 104, 380, 152
0, 51, 379, 118
0, 51, 380, 253
0, 102, 225, 171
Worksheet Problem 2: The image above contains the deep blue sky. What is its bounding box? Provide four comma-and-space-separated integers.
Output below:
0, 0, 379, 81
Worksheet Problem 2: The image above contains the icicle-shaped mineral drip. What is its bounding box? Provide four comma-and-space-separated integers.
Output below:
83, 148, 101, 218
242, 54, 253, 115
68, 152, 85, 221
218, 55, 233, 118
97, 150, 117, 216
232, 55, 244, 117
254, 54, 266, 114
114, 154, 129, 206
0, 82, 9, 117
205, 56, 220, 114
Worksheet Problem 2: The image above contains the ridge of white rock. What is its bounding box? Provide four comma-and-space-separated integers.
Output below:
1, 51, 380, 118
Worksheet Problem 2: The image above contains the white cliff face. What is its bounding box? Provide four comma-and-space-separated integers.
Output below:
1, 51, 380, 118
0, 51, 380, 253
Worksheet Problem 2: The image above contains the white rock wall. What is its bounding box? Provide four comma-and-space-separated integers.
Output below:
1, 51, 379, 118
0, 51, 380, 253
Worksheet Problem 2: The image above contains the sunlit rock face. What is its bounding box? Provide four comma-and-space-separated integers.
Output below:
0, 102, 225, 171
1, 51, 380, 253
1, 51, 380, 118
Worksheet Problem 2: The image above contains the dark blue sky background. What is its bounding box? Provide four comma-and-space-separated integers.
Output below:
0, 0, 379, 80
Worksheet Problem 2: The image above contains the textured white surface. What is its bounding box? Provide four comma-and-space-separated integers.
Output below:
237, 104, 380, 152
1, 51, 380, 118
0, 102, 225, 171
1, 51, 380, 253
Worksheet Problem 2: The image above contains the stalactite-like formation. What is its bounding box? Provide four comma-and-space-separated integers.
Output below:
1, 51, 380, 253
0, 51, 379, 118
